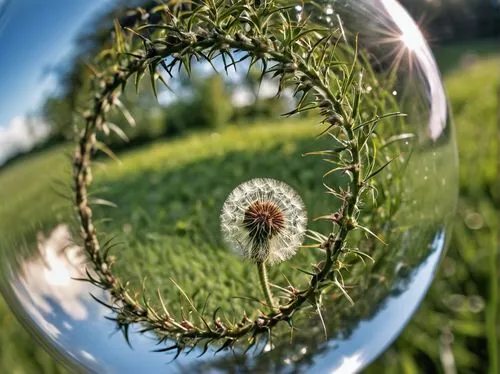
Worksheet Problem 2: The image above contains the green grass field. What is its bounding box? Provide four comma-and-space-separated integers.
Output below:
368, 52, 499, 373
84, 119, 339, 316
0, 118, 339, 315
0, 42, 498, 372
0, 117, 340, 372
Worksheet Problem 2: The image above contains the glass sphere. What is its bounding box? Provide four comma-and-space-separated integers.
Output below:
0, 0, 457, 373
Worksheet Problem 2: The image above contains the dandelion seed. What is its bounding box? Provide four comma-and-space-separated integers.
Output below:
220, 178, 307, 265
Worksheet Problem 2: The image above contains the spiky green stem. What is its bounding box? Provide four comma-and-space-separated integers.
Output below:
70, 1, 388, 352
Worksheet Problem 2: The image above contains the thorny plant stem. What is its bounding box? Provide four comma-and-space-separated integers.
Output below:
72, 2, 374, 351
73, 36, 360, 343
73, 36, 361, 343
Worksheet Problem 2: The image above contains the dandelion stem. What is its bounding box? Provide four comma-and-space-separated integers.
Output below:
257, 261, 275, 309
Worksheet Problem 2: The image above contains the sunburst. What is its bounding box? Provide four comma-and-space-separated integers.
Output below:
370, 0, 430, 75
352, 0, 447, 140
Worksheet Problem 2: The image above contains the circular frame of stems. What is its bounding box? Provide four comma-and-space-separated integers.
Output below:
72, 0, 401, 356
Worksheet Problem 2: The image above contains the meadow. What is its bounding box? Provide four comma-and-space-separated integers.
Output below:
0, 42, 498, 373
369, 47, 499, 373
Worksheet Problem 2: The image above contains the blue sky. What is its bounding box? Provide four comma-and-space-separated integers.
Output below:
0, 0, 112, 163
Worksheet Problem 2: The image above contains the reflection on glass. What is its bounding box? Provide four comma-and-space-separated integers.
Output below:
1, 224, 448, 372
0, 0, 457, 372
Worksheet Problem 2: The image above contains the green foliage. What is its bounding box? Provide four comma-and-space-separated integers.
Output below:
193, 74, 233, 129
165, 74, 233, 134
42, 97, 74, 141
433, 38, 500, 76
239, 97, 285, 120
368, 55, 499, 374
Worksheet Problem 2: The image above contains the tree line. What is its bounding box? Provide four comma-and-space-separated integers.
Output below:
3, 0, 498, 166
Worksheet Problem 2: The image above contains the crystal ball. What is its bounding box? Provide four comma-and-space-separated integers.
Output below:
0, 0, 457, 372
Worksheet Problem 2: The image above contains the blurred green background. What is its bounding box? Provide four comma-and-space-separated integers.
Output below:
0, 1, 498, 373
367, 42, 499, 374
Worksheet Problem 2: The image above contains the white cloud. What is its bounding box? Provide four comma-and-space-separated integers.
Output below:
80, 350, 97, 363
0, 115, 50, 164
18, 224, 96, 321
331, 352, 366, 374
232, 87, 254, 107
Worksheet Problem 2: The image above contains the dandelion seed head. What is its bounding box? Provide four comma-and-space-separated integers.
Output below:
220, 178, 307, 265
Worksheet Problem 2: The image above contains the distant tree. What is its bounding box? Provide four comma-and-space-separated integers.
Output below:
166, 73, 233, 133
42, 96, 74, 141
194, 74, 233, 129
399, 0, 500, 42
40, 0, 500, 148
